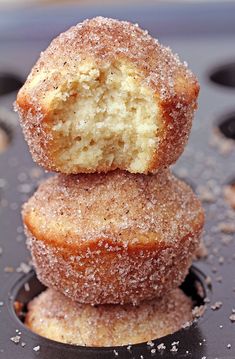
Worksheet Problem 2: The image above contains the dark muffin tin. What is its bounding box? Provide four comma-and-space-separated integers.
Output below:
0, 2, 235, 358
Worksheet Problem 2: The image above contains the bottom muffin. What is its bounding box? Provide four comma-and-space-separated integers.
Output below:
25, 288, 193, 347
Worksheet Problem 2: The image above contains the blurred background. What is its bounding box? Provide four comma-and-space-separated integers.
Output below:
1, 0, 235, 8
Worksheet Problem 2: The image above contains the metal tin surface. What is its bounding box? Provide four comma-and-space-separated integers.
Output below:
0, 3, 235, 358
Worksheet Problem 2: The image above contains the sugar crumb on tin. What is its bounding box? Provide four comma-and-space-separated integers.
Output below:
170, 345, 178, 352
229, 313, 235, 322
33, 345, 40, 352
10, 335, 21, 344
211, 301, 223, 311
157, 343, 166, 350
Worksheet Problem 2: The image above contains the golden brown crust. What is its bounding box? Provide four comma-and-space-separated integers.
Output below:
25, 288, 193, 346
16, 17, 199, 174
23, 170, 204, 304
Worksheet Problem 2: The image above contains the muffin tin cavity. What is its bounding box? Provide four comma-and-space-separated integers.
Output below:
10, 271, 45, 324
10, 265, 207, 340
180, 266, 207, 308
218, 112, 235, 140
0, 116, 13, 153
210, 62, 235, 88
0, 73, 22, 96
224, 179, 235, 210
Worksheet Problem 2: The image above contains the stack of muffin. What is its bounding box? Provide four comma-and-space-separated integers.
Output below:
16, 17, 204, 346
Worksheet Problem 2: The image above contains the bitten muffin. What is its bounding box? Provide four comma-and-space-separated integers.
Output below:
22, 170, 204, 305
26, 288, 193, 346
16, 17, 199, 174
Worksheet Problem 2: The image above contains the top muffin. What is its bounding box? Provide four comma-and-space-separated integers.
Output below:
16, 17, 199, 174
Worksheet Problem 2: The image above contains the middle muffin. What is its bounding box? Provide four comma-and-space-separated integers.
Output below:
23, 170, 204, 305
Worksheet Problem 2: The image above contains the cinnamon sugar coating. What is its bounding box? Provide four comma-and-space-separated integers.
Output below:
23, 170, 204, 304
16, 17, 199, 174
25, 287, 193, 346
